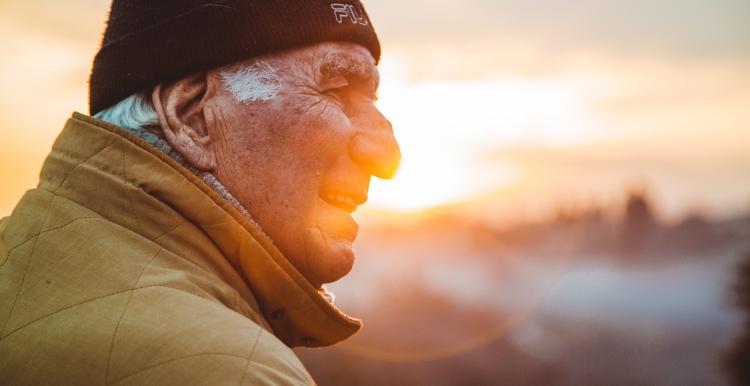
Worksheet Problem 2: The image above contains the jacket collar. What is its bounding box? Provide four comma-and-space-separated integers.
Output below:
46, 112, 362, 347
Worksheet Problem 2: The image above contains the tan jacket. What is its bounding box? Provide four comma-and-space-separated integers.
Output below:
0, 113, 361, 385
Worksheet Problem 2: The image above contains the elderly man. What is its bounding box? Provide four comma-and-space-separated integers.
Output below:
0, 1, 399, 384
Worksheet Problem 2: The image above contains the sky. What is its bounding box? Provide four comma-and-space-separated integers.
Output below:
1, 0, 749, 222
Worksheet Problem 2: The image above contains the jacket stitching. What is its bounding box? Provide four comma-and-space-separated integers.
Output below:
32, 182, 220, 284
32, 144, 225, 284
0, 285, 212, 343
48, 140, 119, 193
101, 218, 189, 384
2, 139, 119, 334
4, 194, 241, 316
0, 193, 55, 337
239, 328, 263, 386
108, 353, 248, 386
245, 358, 313, 386
105, 246, 164, 386
0, 216, 101, 269
121, 140, 144, 236
104, 216, 254, 317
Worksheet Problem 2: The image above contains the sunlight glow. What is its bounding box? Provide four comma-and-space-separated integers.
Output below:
366, 55, 611, 212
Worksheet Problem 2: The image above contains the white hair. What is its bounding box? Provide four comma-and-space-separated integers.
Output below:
94, 92, 159, 130
94, 61, 280, 130
219, 60, 281, 104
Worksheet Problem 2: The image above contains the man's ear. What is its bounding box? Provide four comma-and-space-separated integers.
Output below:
152, 73, 217, 171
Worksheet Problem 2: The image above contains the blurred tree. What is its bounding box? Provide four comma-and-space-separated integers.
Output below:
619, 190, 658, 256
724, 253, 750, 386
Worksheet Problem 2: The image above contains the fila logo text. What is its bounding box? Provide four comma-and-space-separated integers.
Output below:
331, 3, 369, 26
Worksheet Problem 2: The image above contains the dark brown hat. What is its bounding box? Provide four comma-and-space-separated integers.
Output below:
89, 0, 380, 114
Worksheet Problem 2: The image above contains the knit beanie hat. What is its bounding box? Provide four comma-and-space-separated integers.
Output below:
89, 0, 381, 114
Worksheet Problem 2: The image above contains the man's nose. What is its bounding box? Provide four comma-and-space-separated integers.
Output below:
349, 115, 401, 179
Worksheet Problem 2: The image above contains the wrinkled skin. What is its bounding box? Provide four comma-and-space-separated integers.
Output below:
151, 42, 400, 288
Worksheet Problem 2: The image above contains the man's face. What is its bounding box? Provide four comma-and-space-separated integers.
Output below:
205, 42, 400, 288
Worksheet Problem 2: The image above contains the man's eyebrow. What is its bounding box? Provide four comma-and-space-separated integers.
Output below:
318, 54, 379, 100
319, 54, 374, 84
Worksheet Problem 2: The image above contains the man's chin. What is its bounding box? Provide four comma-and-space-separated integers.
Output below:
316, 241, 356, 286
303, 228, 356, 288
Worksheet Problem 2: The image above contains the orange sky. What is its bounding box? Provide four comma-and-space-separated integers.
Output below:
1, 0, 749, 222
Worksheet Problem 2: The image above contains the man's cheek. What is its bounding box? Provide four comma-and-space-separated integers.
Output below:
291, 99, 351, 138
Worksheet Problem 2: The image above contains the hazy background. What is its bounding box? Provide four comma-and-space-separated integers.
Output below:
1, 1, 749, 385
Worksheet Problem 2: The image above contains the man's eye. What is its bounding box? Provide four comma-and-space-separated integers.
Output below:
324, 87, 344, 97
322, 86, 347, 105
320, 77, 349, 100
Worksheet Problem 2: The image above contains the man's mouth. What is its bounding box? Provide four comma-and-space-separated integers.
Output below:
320, 190, 366, 213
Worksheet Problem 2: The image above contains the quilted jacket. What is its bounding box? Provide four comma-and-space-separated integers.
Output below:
0, 113, 362, 385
